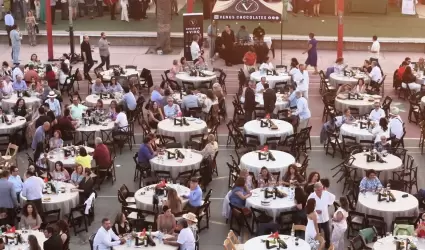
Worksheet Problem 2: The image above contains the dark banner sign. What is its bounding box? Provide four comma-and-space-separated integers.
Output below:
212, 0, 281, 21
183, 13, 204, 61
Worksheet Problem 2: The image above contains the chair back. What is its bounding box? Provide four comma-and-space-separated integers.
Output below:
89, 233, 96, 250
359, 227, 377, 243
393, 224, 415, 236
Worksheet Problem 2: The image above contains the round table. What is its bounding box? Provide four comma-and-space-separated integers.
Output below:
335, 94, 380, 116
244, 234, 310, 250
373, 236, 425, 250
250, 71, 291, 89
100, 68, 139, 81
244, 119, 293, 145
114, 237, 177, 250
339, 123, 374, 143
255, 93, 289, 114
351, 153, 403, 183
357, 190, 419, 231
175, 71, 217, 88
46, 146, 95, 171
85, 94, 122, 109
6, 230, 46, 249
134, 184, 190, 211
329, 72, 369, 88
21, 182, 80, 216
1, 93, 41, 111
421, 96, 425, 108
0, 116, 26, 134
246, 187, 296, 221
150, 148, 203, 179
157, 118, 207, 143
240, 150, 296, 177
76, 120, 115, 142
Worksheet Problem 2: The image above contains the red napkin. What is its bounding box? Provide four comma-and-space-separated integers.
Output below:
265, 114, 270, 119
177, 112, 182, 117
263, 145, 269, 152
7, 226, 15, 233
140, 228, 146, 237
418, 229, 425, 238
44, 177, 48, 183
269, 231, 279, 239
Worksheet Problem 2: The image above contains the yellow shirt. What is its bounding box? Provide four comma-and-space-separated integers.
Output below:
75, 155, 92, 169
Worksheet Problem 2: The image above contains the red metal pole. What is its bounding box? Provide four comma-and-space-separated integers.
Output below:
187, 0, 193, 13
337, 0, 344, 58
46, 0, 53, 60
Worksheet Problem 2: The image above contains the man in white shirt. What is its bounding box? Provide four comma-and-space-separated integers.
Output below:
289, 67, 303, 86
389, 107, 404, 139
369, 61, 382, 88
164, 219, 195, 250
22, 171, 45, 213
292, 91, 311, 132
369, 101, 386, 122
297, 64, 309, 98
93, 218, 125, 250
369, 35, 380, 63
190, 35, 201, 61
259, 56, 274, 72
114, 105, 129, 131
256, 77, 266, 93
164, 97, 181, 118
307, 182, 335, 250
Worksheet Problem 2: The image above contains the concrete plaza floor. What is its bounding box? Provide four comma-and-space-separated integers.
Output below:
2, 43, 424, 249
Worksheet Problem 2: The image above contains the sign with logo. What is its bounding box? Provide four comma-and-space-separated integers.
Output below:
183, 13, 204, 61
213, 0, 281, 20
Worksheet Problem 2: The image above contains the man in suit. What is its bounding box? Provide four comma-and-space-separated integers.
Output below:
0, 170, 18, 226
244, 81, 256, 124
263, 83, 276, 115
43, 226, 63, 250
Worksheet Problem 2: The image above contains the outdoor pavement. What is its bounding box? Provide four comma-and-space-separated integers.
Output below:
1, 43, 424, 249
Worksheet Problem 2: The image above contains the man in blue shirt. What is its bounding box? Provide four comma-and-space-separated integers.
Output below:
31, 122, 50, 150
182, 177, 203, 212
122, 86, 137, 111
44, 91, 61, 117
4, 11, 14, 46
91, 78, 107, 94
8, 166, 23, 203
137, 136, 157, 164
12, 75, 26, 91
151, 85, 164, 105
181, 89, 200, 110
288, 85, 298, 109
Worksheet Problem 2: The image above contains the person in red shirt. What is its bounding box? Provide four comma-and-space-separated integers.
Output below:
44, 64, 57, 89
397, 61, 408, 80
243, 46, 257, 67
93, 137, 112, 169
24, 65, 39, 83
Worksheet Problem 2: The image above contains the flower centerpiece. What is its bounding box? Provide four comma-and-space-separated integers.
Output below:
416, 220, 425, 239
261, 232, 287, 249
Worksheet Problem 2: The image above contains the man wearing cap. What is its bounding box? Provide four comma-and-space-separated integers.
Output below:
44, 91, 61, 117
389, 107, 404, 140
12, 75, 26, 91
369, 101, 385, 122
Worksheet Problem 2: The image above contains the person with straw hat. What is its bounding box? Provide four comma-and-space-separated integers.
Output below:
182, 212, 198, 237
389, 107, 403, 140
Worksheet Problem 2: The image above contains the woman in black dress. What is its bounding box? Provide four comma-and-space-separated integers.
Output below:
12, 98, 27, 117
112, 212, 131, 236
77, 168, 94, 204
221, 25, 235, 66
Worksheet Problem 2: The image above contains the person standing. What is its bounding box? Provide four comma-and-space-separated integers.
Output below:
221, 24, 235, 66
50, 0, 56, 24
282, 0, 289, 21
22, 170, 45, 214
13, 0, 25, 20
10, 25, 22, 65
263, 83, 276, 115
110, 0, 117, 20
171, 0, 178, 15
93, 218, 126, 250
0, 170, 18, 226
297, 64, 309, 98
8, 166, 23, 203
190, 35, 201, 61
369, 35, 380, 65
4, 11, 14, 46
25, 10, 37, 46
97, 32, 110, 70
292, 91, 311, 131
95, 0, 103, 17
207, 20, 217, 60
120, 0, 129, 22
307, 182, 335, 250
303, 32, 318, 74
244, 81, 256, 123
81, 35, 94, 80
141, 0, 149, 19
61, 0, 69, 20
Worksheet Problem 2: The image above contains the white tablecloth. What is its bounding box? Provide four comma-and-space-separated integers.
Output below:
150, 148, 203, 179
351, 153, 403, 183
46, 146, 95, 171
250, 71, 291, 89
246, 187, 296, 221
76, 121, 115, 142
114, 238, 177, 250
255, 93, 289, 114
100, 69, 139, 81
335, 95, 379, 115
244, 119, 293, 145
1, 94, 41, 111
340, 123, 374, 142
0, 116, 26, 134
244, 235, 310, 250
357, 190, 419, 231
157, 118, 207, 143
421, 96, 425, 108
21, 182, 80, 216
329, 72, 369, 88
175, 71, 217, 87
373, 236, 425, 250
240, 150, 295, 177
6, 230, 46, 250
85, 94, 122, 109
134, 184, 189, 211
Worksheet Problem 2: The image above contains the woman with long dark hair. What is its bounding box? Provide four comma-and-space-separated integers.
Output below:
402, 66, 421, 92
305, 198, 322, 250
19, 202, 42, 229
281, 164, 305, 186
27, 234, 41, 250
112, 212, 131, 236
77, 168, 94, 203
58, 62, 70, 85
57, 219, 70, 247
257, 167, 275, 188
372, 117, 390, 143
13, 98, 27, 117
148, 101, 164, 129
304, 172, 320, 195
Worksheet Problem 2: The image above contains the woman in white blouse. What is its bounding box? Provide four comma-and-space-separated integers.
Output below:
333, 57, 347, 75
196, 134, 218, 159
371, 117, 390, 143
202, 90, 216, 114
259, 56, 274, 72
58, 62, 70, 85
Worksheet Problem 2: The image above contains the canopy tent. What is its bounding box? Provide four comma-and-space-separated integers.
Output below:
212, 0, 283, 21
211, 0, 284, 63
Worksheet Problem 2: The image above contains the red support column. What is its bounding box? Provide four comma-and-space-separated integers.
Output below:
187, 0, 193, 13
337, 0, 344, 58
46, 0, 54, 60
